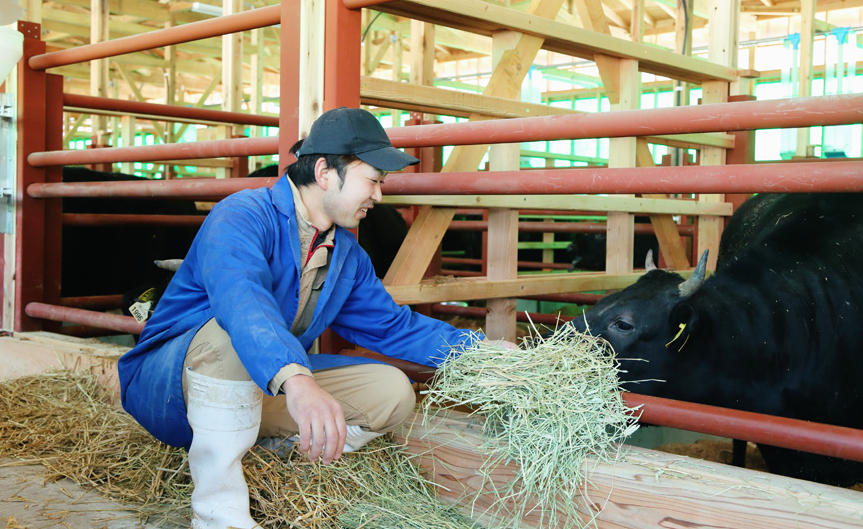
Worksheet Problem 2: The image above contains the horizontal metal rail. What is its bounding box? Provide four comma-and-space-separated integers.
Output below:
29, 176, 274, 199
25, 302, 144, 335
28, 137, 278, 167
28, 6, 281, 70
382, 162, 863, 194
449, 220, 695, 236
28, 94, 863, 168
27, 161, 863, 198
386, 94, 863, 148
63, 213, 205, 227
64, 94, 280, 128
626, 393, 863, 464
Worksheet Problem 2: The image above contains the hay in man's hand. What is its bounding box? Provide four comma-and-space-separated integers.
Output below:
422, 324, 641, 529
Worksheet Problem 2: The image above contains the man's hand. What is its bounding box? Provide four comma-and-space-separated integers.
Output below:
282, 375, 346, 464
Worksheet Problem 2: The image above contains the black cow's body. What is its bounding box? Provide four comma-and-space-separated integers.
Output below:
571, 193, 863, 486
61, 167, 201, 299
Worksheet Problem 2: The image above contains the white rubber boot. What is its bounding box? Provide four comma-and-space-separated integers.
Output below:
186, 368, 262, 529
343, 424, 384, 452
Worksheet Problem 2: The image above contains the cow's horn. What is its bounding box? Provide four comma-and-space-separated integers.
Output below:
645, 249, 657, 272
678, 250, 708, 298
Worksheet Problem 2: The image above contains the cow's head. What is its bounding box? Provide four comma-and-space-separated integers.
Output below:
571, 250, 708, 395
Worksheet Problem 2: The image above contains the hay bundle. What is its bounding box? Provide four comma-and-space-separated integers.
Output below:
422, 325, 640, 528
0, 371, 480, 528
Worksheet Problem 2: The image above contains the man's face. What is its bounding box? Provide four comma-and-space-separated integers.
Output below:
321, 160, 386, 229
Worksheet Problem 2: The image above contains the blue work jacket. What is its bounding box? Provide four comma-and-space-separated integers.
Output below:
118, 175, 478, 448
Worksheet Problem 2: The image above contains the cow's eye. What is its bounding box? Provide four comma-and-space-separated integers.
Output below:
612, 320, 634, 332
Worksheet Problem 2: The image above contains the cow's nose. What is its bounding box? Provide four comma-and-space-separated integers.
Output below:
570, 316, 589, 334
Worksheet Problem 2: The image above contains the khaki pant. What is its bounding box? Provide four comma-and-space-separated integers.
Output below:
182, 318, 416, 437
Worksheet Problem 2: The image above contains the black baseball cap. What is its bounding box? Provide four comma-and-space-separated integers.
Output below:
295, 107, 420, 171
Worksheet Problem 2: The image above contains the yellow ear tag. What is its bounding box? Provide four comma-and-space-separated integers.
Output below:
665, 323, 688, 350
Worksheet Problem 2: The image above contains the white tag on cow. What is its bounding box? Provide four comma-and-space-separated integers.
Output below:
129, 301, 153, 323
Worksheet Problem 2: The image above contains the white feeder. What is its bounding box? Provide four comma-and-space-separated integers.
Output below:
0, 26, 23, 82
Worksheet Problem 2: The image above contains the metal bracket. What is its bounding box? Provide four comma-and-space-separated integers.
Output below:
0, 92, 14, 234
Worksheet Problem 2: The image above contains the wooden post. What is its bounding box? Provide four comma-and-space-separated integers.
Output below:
391, 32, 403, 125
698, 0, 738, 271
485, 30, 521, 342
383, 0, 566, 287
796, 0, 816, 158
630, 0, 644, 43
299, 0, 325, 136
250, 27, 265, 171
573, 0, 637, 274
89, 0, 109, 149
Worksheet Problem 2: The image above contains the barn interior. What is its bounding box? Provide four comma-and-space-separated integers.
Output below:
2, 0, 863, 527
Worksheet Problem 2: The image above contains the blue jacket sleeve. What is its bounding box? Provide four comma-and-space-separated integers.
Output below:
195, 197, 309, 395
329, 249, 483, 368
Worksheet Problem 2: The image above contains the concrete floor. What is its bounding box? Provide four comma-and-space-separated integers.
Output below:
0, 459, 184, 529
0, 334, 184, 528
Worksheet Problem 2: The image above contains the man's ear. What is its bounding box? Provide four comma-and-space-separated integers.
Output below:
313, 157, 330, 190
666, 302, 699, 353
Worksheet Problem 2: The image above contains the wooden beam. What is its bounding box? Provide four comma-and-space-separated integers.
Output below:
484, 30, 522, 342
796, 0, 816, 158
115, 64, 165, 141
409, 20, 435, 87
299, 0, 325, 137
394, 411, 863, 529
360, 76, 575, 118
383, 195, 733, 216
369, 0, 739, 83
90, 0, 109, 146
630, 0, 645, 43
382, 205, 457, 285
697, 0, 738, 271
572, 0, 638, 274
635, 139, 691, 270
386, 271, 646, 305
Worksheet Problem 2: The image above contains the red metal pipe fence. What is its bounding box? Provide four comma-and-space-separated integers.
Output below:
26, 161, 863, 197
384, 93, 863, 148
28, 6, 281, 70
626, 393, 863, 464
382, 162, 863, 195
64, 94, 280, 128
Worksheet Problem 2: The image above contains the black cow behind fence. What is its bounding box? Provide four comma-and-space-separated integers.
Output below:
567, 193, 863, 487
61, 167, 202, 301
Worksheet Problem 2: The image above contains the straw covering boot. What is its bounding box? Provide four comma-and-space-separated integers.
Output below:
186, 368, 262, 529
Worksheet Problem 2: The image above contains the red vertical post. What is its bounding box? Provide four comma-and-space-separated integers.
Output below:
42, 74, 65, 333
279, 0, 301, 172
15, 21, 47, 332
323, 0, 361, 110
318, 0, 361, 354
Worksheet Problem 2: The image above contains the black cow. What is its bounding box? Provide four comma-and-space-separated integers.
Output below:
61, 167, 202, 299
568, 193, 863, 486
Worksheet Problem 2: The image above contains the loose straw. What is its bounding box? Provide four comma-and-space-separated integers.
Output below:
0, 371, 481, 528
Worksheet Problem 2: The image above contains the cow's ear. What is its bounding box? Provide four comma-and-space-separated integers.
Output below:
666, 303, 698, 353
